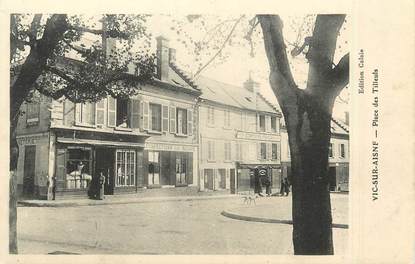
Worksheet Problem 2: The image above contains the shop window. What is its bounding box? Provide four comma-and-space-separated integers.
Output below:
26, 102, 40, 126
259, 114, 266, 132
329, 143, 334, 158
272, 143, 278, 160
150, 103, 162, 132
116, 150, 136, 187
176, 108, 188, 135
65, 148, 92, 189
260, 142, 267, 160
148, 151, 160, 185
271, 116, 277, 133
75, 102, 95, 125
176, 154, 187, 185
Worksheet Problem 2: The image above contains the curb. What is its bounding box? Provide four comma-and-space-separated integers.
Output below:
221, 211, 348, 229
18, 195, 239, 208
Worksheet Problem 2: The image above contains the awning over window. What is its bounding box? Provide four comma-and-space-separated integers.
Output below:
57, 137, 144, 148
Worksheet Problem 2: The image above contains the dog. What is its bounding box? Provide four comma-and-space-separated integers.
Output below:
242, 191, 257, 205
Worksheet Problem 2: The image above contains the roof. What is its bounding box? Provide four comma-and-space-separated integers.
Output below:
192, 75, 280, 114
164, 62, 200, 94
331, 118, 349, 135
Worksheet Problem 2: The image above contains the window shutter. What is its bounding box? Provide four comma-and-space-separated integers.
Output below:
107, 96, 116, 127
169, 106, 176, 133
75, 103, 82, 123
142, 101, 149, 130
162, 105, 169, 132
96, 99, 106, 125
212, 141, 215, 160
187, 109, 193, 135
277, 142, 281, 161
130, 99, 140, 128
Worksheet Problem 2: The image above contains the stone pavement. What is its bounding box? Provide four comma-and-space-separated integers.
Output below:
222, 193, 348, 228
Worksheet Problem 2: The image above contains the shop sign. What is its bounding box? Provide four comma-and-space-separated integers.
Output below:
145, 142, 195, 152
16, 134, 48, 145
236, 131, 280, 141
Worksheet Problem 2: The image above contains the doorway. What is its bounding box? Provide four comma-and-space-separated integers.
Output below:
230, 169, 236, 194
95, 148, 115, 195
328, 166, 337, 191
23, 145, 36, 198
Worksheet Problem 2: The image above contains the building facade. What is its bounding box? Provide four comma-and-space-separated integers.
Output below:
196, 76, 283, 194
15, 36, 201, 200
280, 115, 350, 192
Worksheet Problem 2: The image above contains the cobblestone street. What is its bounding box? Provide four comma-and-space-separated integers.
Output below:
17, 193, 348, 255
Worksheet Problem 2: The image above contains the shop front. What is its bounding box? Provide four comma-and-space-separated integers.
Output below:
52, 128, 147, 199
143, 142, 197, 188
236, 163, 282, 194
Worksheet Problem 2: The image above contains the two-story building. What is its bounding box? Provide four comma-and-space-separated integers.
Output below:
280, 114, 350, 192
195, 76, 283, 194
15, 36, 201, 200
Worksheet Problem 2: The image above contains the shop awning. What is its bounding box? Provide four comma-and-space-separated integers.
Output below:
57, 137, 145, 148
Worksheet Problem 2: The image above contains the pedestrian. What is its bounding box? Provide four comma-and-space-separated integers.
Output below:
283, 178, 290, 196
98, 172, 106, 200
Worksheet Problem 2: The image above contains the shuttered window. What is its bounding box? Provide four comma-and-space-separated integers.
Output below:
107, 96, 116, 127
224, 141, 231, 161
130, 99, 140, 128
271, 143, 278, 160
75, 102, 95, 125
176, 108, 187, 135
26, 103, 40, 125
208, 141, 215, 161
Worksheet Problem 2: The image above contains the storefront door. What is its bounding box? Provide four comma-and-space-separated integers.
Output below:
95, 148, 115, 195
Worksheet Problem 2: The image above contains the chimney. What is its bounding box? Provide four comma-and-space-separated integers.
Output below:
243, 73, 259, 109
344, 111, 349, 125
243, 73, 259, 92
169, 48, 176, 63
156, 36, 170, 81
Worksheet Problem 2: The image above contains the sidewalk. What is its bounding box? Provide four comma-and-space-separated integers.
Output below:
221, 193, 349, 229
18, 188, 238, 207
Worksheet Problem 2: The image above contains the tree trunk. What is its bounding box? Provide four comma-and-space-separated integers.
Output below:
287, 102, 334, 254
9, 115, 19, 254
258, 14, 348, 255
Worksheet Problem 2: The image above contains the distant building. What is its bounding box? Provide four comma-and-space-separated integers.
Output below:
280, 113, 350, 192
195, 75, 283, 194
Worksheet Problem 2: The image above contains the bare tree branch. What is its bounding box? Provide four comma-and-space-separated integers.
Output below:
193, 15, 244, 79
257, 15, 297, 89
